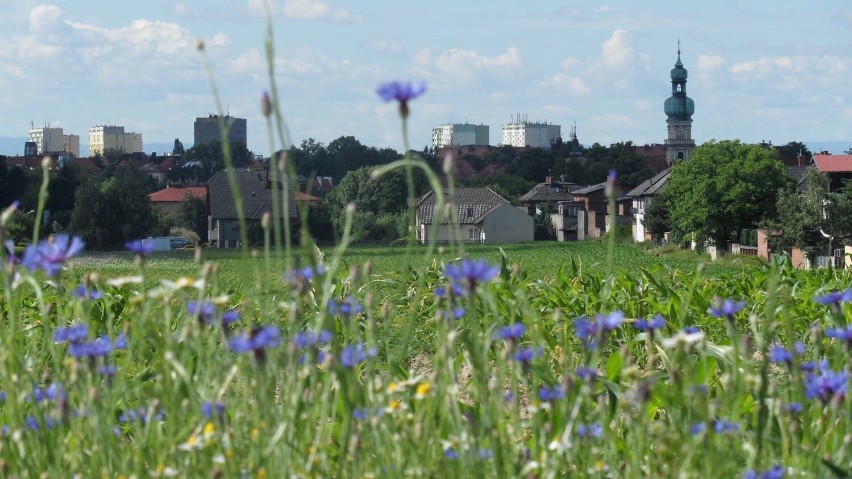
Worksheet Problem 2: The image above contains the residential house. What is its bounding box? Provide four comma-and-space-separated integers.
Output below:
626, 168, 672, 242
415, 187, 533, 244
571, 181, 628, 240
148, 186, 206, 218
812, 153, 852, 192
550, 201, 583, 241
519, 176, 580, 216
207, 169, 298, 248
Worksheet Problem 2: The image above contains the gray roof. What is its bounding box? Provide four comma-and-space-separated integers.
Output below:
625, 167, 671, 198
520, 182, 579, 203
417, 187, 508, 224
786, 165, 809, 192
207, 169, 298, 220
573, 182, 607, 195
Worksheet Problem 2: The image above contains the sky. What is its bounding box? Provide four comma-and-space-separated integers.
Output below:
0, 0, 850, 157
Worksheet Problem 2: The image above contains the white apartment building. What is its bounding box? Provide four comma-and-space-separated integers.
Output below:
27, 127, 65, 155
500, 118, 561, 149
88, 125, 143, 156
431, 123, 489, 149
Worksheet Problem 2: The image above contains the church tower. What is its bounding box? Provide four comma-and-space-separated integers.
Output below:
664, 43, 695, 165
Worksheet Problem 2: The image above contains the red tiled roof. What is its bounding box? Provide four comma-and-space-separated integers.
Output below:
813, 154, 852, 173
148, 187, 207, 202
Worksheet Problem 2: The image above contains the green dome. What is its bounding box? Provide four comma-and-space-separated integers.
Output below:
665, 95, 695, 120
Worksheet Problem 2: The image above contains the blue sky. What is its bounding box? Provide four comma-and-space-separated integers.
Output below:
0, 0, 850, 156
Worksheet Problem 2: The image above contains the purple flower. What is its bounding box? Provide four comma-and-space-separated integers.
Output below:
537, 384, 565, 402
21, 234, 85, 276
376, 81, 427, 102
683, 325, 701, 334
54, 324, 89, 344
202, 401, 226, 419
69, 333, 127, 359
709, 299, 746, 320
187, 300, 217, 322
825, 325, 852, 349
328, 296, 363, 316
340, 342, 377, 369
635, 315, 666, 333
434, 282, 465, 299
3, 240, 19, 266
814, 289, 852, 306
576, 366, 598, 382
743, 464, 784, 479
769, 344, 794, 365
444, 259, 499, 292
444, 447, 459, 460
124, 239, 155, 258
713, 419, 741, 434
118, 407, 164, 425
690, 422, 706, 436
783, 402, 802, 414
31, 383, 66, 403
494, 323, 525, 341
98, 364, 117, 378
293, 330, 333, 348
285, 265, 325, 293
803, 360, 848, 405
72, 284, 103, 300
573, 311, 623, 349
222, 309, 241, 328
598, 311, 624, 331
511, 346, 542, 366
576, 423, 603, 439
230, 326, 282, 363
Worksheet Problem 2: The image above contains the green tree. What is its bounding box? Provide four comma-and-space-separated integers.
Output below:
666, 140, 792, 248
643, 194, 671, 242
775, 141, 812, 164
177, 193, 208, 243
173, 138, 185, 155
68, 165, 160, 247
172, 141, 254, 184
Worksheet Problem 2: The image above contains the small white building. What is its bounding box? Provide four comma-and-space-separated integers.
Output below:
88, 125, 144, 156
415, 187, 533, 244
431, 123, 489, 149
501, 117, 560, 149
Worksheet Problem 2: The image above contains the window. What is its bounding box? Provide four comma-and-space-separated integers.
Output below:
469, 228, 479, 240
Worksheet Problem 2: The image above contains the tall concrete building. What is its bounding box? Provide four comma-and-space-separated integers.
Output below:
88, 125, 143, 156
27, 126, 65, 155
194, 115, 247, 146
500, 116, 560, 148
663, 45, 696, 165
431, 123, 489, 149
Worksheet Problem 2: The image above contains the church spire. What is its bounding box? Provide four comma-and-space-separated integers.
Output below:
663, 44, 696, 165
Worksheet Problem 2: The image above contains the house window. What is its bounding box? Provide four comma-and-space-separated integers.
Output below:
469, 228, 479, 240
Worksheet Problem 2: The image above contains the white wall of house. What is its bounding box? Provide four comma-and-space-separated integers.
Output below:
633, 197, 648, 242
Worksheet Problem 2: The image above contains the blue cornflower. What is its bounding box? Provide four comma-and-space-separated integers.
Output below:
784, 402, 802, 414
353, 407, 383, 421
98, 364, 117, 378
328, 296, 364, 316
444, 447, 459, 460
119, 407, 164, 425
187, 300, 217, 321
576, 366, 598, 382
576, 423, 603, 439
803, 360, 848, 405
574, 315, 596, 341
31, 383, 66, 403
635, 315, 666, 333
0, 391, 5, 403
21, 234, 85, 276
713, 419, 741, 434
72, 284, 103, 300
683, 325, 701, 334
230, 326, 282, 363
25, 416, 40, 430
511, 346, 542, 366
825, 325, 852, 349
376, 81, 426, 118
294, 330, 333, 348
340, 342, 377, 369
814, 289, 852, 306
769, 344, 794, 365
743, 464, 784, 479
709, 299, 746, 321
537, 385, 565, 402
444, 259, 499, 292
124, 239, 155, 258
494, 323, 525, 341
202, 401, 226, 419
690, 422, 706, 436
434, 282, 465, 299
69, 333, 127, 359
476, 449, 493, 460
54, 324, 89, 344
222, 309, 241, 328
285, 265, 325, 293
598, 311, 624, 331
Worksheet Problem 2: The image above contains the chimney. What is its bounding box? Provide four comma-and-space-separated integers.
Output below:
545, 176, 552, 185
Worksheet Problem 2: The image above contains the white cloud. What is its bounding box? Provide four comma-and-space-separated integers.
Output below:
251, 0, 363, 22
417, 46, 522, 82
601, 29, 634, 69
367, 37, 403, 55
28, 4, 62, 33
698, 55, 725, 70
539, 73, 590, 96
